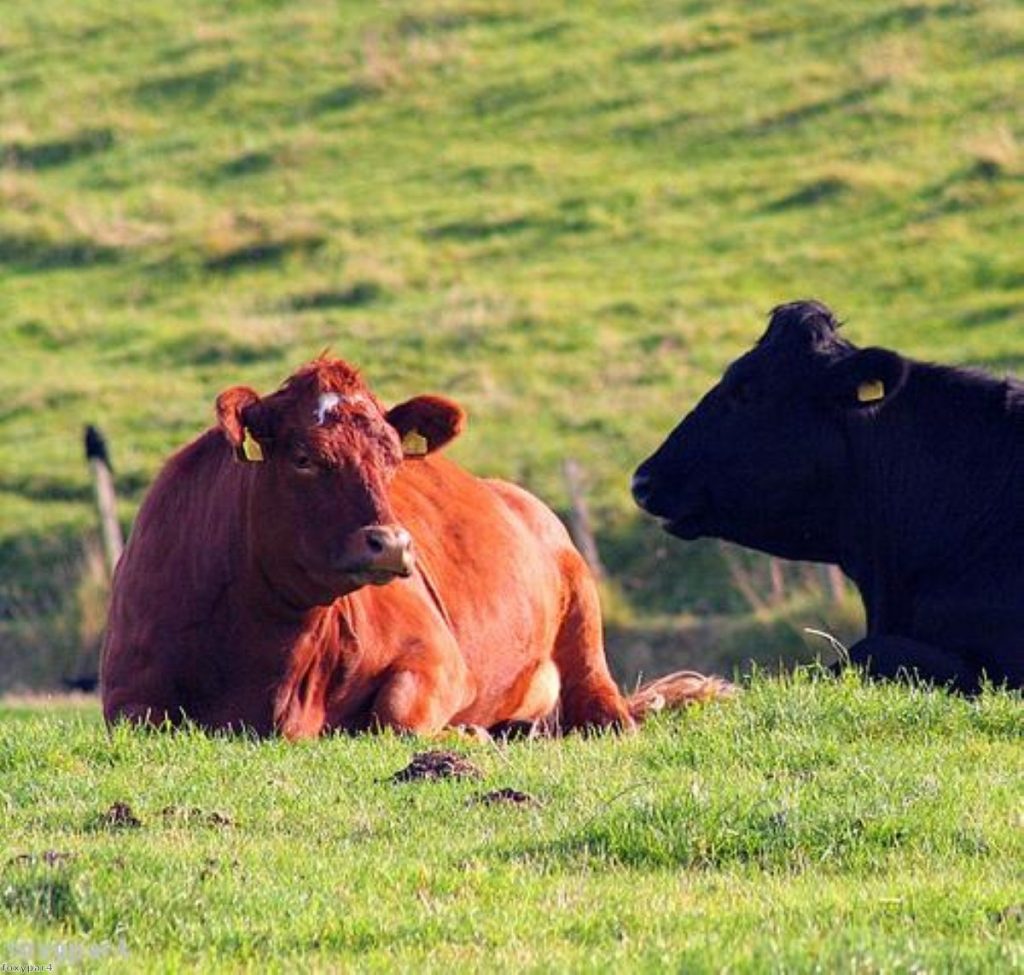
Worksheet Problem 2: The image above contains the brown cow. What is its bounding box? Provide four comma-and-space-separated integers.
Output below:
102, 357, 731, 737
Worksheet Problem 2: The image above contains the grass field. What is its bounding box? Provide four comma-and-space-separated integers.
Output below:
0, 0, 1020, 675
1, 5, 1021, 970
1, 0, 1021, 685
1, 676, 1021, 972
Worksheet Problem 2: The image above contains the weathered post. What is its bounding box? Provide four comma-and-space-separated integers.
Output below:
821, 563, 846, 604
84, 425, 123, 577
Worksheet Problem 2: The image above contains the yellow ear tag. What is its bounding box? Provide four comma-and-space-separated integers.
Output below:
241, 427, 264, 462
857, 379, 885, 403
401, 429, 428, 457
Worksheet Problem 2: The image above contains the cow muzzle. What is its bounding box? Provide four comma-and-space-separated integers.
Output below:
633, 459, 711, 539
632, 462, 672, 517
631, 470, 655, 510
336, 525, 415, 584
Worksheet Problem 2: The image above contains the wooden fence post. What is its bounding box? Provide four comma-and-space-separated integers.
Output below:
84, 425, 123, 577
821, 563, 846, 604
718, 542, 769, 613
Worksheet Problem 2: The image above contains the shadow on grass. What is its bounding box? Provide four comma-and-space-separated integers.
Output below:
747, 82, 884, 135
133, 62, 244, 106
0, 387, 88, 426
393, 8, 520, 36
1, 128, 115, 169
613, 109, 701, 144
11, 318, 76, 352
470, 78, 547, 118
154, 331, 281, 368
0, 467, 148, 505
426, 215, 534, 242
214, 150, 275, 179
456, 162, 535, 188
425, 207, 596, 243
856, 1, 975, 34
0, 475, 92, 506
313, 82, 379, 113
958, 305, 1020, 329
762, 176, 849, 211
205, 234, 325, 272
914, 164, 1021, 221
0, 232, 118, 272
282, 282, 384, 311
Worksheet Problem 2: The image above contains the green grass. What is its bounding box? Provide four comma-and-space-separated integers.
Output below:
1, 0, 1021, 683
2, 8, 1020, 969
1, 676, 1022, 971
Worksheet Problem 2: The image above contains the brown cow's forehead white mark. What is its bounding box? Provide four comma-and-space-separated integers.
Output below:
315, 391, 368, 425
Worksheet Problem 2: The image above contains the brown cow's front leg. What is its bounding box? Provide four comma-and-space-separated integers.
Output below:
553, 556, 634, 734
369, 648, 475, 735
104, 701, 180, 730
103, 675, 188, 730
558, 671, 633, 733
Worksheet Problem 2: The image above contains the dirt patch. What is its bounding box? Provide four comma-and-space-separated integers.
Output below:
390, 750, 482, 783
97, 801, 141, 829
472, 788, 541, 808
993, 904, 1024, 926
199, 856, 240, 881
160, 805, 234, 827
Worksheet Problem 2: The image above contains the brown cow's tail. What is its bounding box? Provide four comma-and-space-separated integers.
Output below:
625, 670, 737, 723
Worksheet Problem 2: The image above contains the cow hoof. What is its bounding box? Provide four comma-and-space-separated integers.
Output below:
449, 724, 494, 743
488, 720, 544, 741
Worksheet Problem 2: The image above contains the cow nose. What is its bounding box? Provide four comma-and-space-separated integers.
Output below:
342, 525, 414, 578
631, 470, 653, 508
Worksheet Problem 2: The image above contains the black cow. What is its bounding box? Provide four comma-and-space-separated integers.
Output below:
632, 300, 1024, 693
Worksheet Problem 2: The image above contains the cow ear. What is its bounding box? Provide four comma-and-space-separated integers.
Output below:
386, 395, 466, 457
216, 386, 267, 461
827, 348, 908, 411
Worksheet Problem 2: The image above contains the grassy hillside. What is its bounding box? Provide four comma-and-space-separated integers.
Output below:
1, 678, 1021, 971
1, 0, 1021, 685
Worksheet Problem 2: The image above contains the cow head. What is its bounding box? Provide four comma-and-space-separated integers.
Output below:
632, 300, 908, 562
216, 358, 465, 606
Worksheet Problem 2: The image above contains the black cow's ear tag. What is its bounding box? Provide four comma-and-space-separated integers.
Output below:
856, 379, 885, 403
241, 427, 264, 462
401, 429, 428, 457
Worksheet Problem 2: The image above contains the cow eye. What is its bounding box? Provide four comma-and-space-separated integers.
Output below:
292, 450, 314, 471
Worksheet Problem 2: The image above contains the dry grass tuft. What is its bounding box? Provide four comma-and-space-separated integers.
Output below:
964, 124, 1019, 178
858, 36, 923, 86
201, 209, 326, 269
0, 167, 41, 212
66, 204, 168, 250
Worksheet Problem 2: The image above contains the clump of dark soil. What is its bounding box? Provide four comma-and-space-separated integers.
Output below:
993, 904, 1024, 926
160, 805, 234, 827
97, 801, 142, 829
390, 750, 482, 783
472, 788, 541, 807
